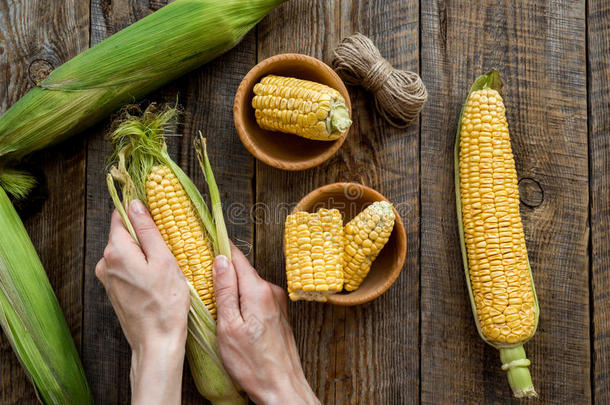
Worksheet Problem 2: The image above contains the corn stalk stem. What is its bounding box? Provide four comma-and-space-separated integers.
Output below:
499, 345, 537, 398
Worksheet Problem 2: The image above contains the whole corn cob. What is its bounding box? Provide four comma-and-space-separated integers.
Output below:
0, 184, 92, 404
146, 165, 217, 318
106, 105, 245, 404
343, 201, 395, 291
0, 0, 285, 163
455, 70, 539, 398
252, 75, 352, 141
284, 208, 344, 301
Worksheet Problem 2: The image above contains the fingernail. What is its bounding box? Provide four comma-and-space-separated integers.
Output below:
130, 199, 146, 215
214, 255, 230, 275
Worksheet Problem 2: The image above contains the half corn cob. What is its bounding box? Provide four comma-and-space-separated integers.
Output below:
252, 75, 352, 141
0, 0, 285, 163
343, 201, 395, 291
0, 183, 92, 404
106, 105, 244, 404
284, 209, 344, 301
455, 70, 539, 398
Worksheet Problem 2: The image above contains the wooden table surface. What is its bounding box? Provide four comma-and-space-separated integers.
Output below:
0, 0, 608, 404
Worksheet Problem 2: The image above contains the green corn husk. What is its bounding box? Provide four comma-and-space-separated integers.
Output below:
106, 105, 244, 405
0, 0, 285, 162
454, 70, 539, 398
0, 181, 92, 404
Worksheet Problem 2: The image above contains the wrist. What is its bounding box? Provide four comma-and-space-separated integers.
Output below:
254, 374, 319, 405
130, 334, 186, 405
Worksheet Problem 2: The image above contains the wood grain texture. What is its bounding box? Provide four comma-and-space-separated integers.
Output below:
256, 3, 342, 402
83, 1, 161, 403
0, 1, 89, 404
587, 1, 610, 403
420, 0, 590, 403
84, 0, 257, 403
257, 0, 419, 403
175, 29, 257, 404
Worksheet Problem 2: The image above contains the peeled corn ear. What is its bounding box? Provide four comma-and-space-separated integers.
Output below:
343, 201, 395, 291
252, 75, 352, 141
455, 70, 539, 398
284, 209, 344, 301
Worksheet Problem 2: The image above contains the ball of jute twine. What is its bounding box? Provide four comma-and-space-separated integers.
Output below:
331, 33, 427, 128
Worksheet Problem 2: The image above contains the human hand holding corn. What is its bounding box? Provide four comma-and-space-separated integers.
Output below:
213, 244, 321, 405
96, 202, 190, 405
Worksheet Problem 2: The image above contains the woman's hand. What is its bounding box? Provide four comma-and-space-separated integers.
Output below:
213, 245, 320, 405
96, 200, 189, 405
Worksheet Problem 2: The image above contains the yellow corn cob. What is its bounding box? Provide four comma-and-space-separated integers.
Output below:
343, 201, 395, 291
252, 75, 352, 141
459, 88, 536, 346
284, 208, 344, 301
146, 165, 216, 318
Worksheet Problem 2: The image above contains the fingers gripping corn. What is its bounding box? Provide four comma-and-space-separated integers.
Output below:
146, 165, 216, 318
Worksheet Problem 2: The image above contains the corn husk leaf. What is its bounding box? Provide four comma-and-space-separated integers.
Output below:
106, 105, 244, 404
0, 186, 92, 404
0, 0, 285, 162
454, 70, 538, 398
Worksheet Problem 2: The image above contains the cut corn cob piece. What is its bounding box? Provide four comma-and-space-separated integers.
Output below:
343, 201, 395, 291
455, 70, 539, 398
252, 75, 352, 141
284, 208, 344, 301
146, 165, 216, 319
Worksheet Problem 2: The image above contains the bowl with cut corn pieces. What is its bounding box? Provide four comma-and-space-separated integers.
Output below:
234, 53, 352, 171
286, 182, 406, 306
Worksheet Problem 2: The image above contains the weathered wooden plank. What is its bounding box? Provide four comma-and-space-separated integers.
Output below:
174, 29, 258, 404
256, 3, 342, 402
257, 0, 419, 403
335, 2, 420, 404
84, 1, 257, 403
83, 2, 160, 403
587, 1, 610, 403
0, 1, 89, 404
420, 0, 589, 403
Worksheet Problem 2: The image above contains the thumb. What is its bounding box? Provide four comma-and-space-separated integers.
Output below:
128, 199, 166, 260
213, 255, 243, 325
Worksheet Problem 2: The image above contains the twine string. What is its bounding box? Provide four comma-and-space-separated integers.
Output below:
331, 33, 427, 128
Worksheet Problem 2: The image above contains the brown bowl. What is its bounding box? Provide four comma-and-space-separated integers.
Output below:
293, 183, 407, 305
234, 53, 352, 171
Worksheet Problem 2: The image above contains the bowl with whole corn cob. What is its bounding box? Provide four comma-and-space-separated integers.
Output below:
234, 53, 352, 171
285, 182, 406, 306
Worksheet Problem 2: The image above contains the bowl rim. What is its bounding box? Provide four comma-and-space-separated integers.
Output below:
293, 182, 407, 306
234, 53, 351, 171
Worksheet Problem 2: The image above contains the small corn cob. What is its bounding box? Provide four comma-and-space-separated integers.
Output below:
252, 75, 352, 141
146, 165, 216, 318
343, 201, 395, 291
284, 208, 344, 301
456, 70, 539, 398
